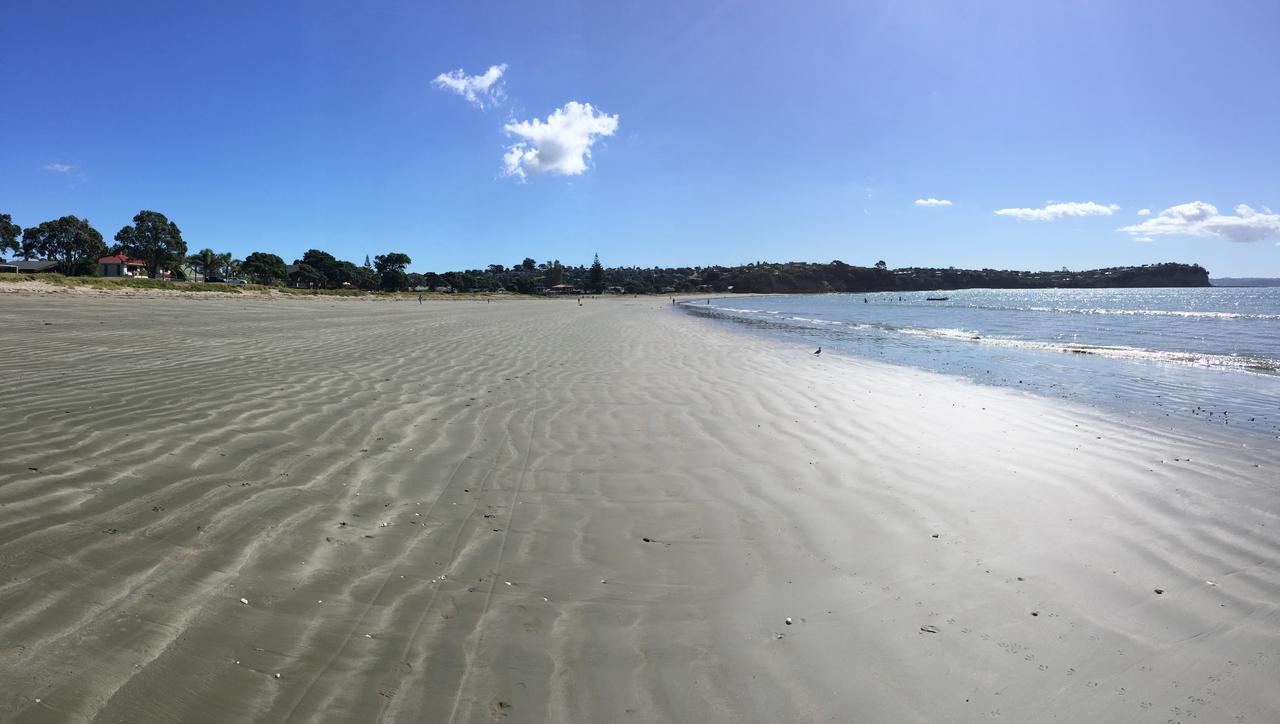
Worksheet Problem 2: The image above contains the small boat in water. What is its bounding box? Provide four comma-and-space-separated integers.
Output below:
926, 296, 949, 301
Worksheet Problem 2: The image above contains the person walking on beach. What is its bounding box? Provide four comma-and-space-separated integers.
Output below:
418, 293, 423, 304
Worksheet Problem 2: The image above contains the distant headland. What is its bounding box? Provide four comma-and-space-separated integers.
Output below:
686, 261, 1209, 295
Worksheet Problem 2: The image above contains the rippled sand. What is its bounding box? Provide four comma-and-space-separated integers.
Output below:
1, 293, 1276, 723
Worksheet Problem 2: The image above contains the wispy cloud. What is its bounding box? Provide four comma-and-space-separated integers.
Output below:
1134, 236, 1154, 242
1137, 208, 1151, 216
1119, 201, 1280, 243
914, 198, 952, 207
994, 201, 1119, 221
44, 162, 74, 173
433, 64, 507, 109
502, 101, 619, 180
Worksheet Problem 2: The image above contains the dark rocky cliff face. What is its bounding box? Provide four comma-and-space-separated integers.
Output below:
1102, 263, 1210, 288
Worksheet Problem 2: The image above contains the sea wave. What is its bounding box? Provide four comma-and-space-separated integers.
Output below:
961, 304, 1280, 321
692, 304, 1280, 374
870, 320, 1276, 373
710, 299, 1280, 321
923, 330, 1280, 374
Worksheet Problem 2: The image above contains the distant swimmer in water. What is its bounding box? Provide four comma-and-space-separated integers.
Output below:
813, 347, 822, 355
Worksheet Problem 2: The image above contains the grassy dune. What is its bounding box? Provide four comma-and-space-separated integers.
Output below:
0, 273, 519, 299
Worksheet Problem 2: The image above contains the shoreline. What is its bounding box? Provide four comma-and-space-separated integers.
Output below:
1, 294, 1276, 722
681, 293, 1280, 444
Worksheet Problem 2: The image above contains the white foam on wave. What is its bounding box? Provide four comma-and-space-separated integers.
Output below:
984, 305, 1280, 321
899, 326, 1280, 374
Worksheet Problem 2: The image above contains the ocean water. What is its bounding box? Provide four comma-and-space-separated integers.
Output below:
682, 288, 1280, 439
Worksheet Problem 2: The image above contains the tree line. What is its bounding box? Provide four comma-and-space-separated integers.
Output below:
396, 259, 1208, 293
0, 211, 416, 290
2, 211, 1209, 294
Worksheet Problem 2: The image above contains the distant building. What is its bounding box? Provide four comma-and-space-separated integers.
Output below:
98, 254, 148, 278
10, 260, 58, 274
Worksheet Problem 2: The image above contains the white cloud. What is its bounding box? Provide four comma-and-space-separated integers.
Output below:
433, 64, 507, 108
1119, 201, 1280, 243
994, 201, 1120, 221
44, 162, 73, 173
914, 198, 952, 207
1137, 208, 1151, 216
1134, 236, 1154, 243
502, 101, 619, 179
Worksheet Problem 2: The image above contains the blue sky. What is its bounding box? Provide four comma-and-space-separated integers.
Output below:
3, 0, 1278, 276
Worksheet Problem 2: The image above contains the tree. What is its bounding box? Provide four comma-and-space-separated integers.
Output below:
380, 269, 407, 291
374, 252, 412, 290
4, 214, 39, 260
288, 262, 324, 288
351, 266, 379, 290
373, 252, 411, 274
521, 257, 536, 272
114, 211, 187, 278
874, 260, 887, 270
334, 260, 360, 287
215, 252, 233, 277
545, 259, 564, 286
589, 253, 605, 291
442, 271, 465, 290
188, 248, 217, 280
298, 249, 347, 288
0, 214, 20, 257
21, 216, 107, 275
241, 252, 287, 285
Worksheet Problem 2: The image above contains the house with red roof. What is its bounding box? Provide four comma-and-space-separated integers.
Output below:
98, 255, 148, 278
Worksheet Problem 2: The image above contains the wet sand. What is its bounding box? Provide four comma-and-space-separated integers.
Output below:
0, 293, 1277, 723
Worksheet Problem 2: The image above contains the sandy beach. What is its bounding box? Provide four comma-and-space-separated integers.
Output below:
0, 292, 1276, 723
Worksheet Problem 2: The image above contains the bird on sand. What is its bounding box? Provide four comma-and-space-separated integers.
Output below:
813, 347, 822, 355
